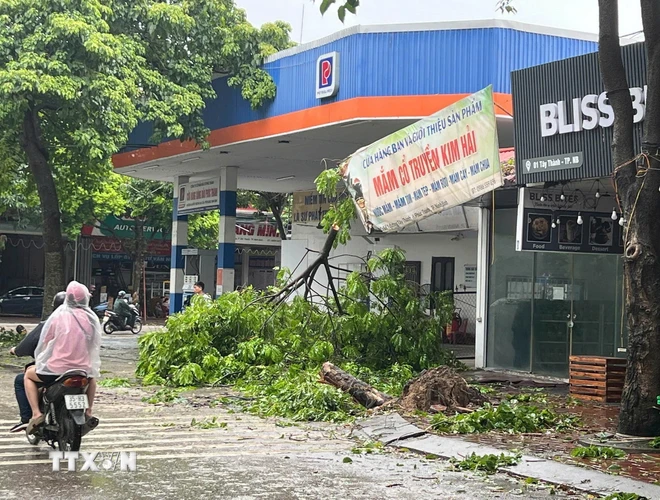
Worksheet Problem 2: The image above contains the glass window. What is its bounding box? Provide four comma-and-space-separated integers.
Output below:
9, 288, 29, 296
30, 288, 44, 297
487, 209, 534, 371
487, 208, 626, 375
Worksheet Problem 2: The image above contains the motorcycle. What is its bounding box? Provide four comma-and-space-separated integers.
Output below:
92, 302, 108, 320
103, 305, 142, 335
26, 370, 98, 451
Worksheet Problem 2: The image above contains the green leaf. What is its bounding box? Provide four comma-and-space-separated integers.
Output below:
320, 0, 335, 14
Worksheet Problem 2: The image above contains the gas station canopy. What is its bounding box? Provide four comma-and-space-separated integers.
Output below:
112, 21, 598, 191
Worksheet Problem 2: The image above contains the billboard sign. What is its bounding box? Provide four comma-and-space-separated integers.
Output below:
340, 86, 502, 233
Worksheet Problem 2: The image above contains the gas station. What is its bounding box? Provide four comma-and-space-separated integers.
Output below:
112, 19, 598, 332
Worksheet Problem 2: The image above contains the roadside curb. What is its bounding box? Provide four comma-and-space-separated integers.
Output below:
356, 413, 660, 498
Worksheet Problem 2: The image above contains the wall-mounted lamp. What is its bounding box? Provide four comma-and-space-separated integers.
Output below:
181, 156, 200, 163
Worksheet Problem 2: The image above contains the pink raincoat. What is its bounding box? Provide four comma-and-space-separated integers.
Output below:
34, 281, 102, 378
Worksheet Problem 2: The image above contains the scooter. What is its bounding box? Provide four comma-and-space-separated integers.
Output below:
103, 305, 142, 335
92, 302, 108, 320
26, 370, 98, 451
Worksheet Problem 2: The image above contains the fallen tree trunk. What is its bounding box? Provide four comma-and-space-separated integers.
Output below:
319, 363, 487, 412
319, 362, 392, 409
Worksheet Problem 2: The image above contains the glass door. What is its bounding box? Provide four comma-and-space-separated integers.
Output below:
570, 254, 622, 359
531, 252, 624, 378
531, 253, 573, 377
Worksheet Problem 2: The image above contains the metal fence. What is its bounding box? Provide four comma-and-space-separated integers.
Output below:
451, 291, 477, 338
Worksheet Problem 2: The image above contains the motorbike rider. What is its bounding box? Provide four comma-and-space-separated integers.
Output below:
7, 291, 66, 432
24, 281, 102, 435
113, 290, 135, 329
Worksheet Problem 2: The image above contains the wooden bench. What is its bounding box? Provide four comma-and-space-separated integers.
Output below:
569, 356, 627, 403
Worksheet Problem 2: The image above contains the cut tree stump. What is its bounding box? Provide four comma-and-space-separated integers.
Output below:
319, 362, 392, 409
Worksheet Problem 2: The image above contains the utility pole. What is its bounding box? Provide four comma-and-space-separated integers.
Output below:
299, 1, 305, 44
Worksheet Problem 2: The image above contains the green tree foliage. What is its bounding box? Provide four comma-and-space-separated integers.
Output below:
570, 446, 626, 460
188, 211, 220, 250
0, 139, 123, 237
431, 401, 580, 434
0, 0, 293, 313
136, 247, 458, 421
449, 452, 521, 475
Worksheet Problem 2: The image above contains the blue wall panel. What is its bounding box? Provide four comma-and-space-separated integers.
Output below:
126, 27, 597, 149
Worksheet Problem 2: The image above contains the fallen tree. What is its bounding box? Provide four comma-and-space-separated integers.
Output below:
138, 164, 464, 422
320, 362, 488, 413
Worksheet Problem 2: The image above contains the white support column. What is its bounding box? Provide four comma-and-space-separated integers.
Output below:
474, 206, 491, 368
216, 167, 238, 296
170, 176, 189, 313
241, 249, 250, 287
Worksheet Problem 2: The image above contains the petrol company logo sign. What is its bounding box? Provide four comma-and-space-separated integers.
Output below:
315, 51, 339, 99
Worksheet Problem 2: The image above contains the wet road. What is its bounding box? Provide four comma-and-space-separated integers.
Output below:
0, 332, 583, 499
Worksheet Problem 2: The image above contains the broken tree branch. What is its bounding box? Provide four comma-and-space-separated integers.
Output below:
319, 362, 392, 409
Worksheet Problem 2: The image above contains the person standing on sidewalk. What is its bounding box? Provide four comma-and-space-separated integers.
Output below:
7, 291, 66, 432
191, 281, 212, 305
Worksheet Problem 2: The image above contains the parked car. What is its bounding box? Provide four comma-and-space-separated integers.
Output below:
0, 287, 44, 316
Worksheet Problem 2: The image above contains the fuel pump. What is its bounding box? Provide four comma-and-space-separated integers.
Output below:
181, 248, 216, 308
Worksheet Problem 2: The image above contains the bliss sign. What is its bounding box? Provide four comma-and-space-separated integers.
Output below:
316, 52, 339, 99
539, 86, 648, 137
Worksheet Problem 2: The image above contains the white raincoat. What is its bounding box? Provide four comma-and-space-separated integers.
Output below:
34, 281, 102, 379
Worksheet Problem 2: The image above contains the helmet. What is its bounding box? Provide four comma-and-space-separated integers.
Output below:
118, 291, 126, 298
52, 291, 66, 309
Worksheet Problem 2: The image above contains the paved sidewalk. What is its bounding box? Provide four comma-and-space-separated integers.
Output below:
357, 413, 660, 499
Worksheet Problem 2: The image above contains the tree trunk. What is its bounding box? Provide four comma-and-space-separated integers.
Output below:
319, 362, 392, 408
262, 193, 289, 241
272, 204, 288, 241
600, 0, 660, 436
130, 219, 147, 306
19, 109, 64, 318
618, 0, 660, 436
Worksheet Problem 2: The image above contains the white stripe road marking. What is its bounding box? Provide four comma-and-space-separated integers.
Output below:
0, 442, 347, 460
0, 426, 332, 445
0, 450, 340, 467
1, 432, 340, 450
0, 416, 263, 425
0, 425, 314, 437
0, 415, 310, 432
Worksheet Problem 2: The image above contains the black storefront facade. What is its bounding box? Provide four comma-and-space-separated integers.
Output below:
485, 43, 647, 378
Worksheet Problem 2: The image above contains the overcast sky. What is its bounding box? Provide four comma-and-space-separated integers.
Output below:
235, 0, 643, 44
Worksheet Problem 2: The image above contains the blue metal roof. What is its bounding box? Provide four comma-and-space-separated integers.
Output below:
126, 24, 597, 148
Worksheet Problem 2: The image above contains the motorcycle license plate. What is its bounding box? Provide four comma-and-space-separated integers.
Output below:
64, 394, 89, 410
